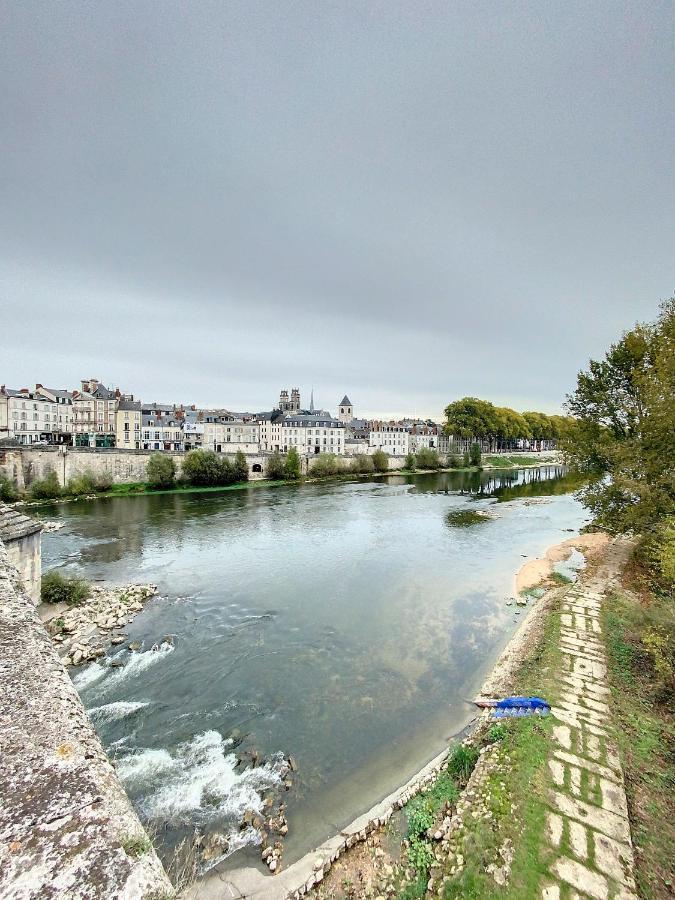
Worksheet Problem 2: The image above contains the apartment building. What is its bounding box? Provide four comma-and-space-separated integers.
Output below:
409, 424, 439, 452
369, 422, 410, 456
34, 385, 73, 440
72, 379, 119, 447
140, 404, 184, 451
115, 400, 142, 449
0, 386, 64, 445
280, 414, 345, 455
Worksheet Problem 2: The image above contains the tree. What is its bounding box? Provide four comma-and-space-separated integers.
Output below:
404, 452, 416, 471
265, 451, 286, 480
469, 443, 482, 467
310, 453, 341, 477
372, 449, 389, 472
233, 450, 249, 482
416, 447, 440, 469
284, 446, 301, 480
146, 453, 176, 489
564, 298, 675, 538
182, 449, 235, 486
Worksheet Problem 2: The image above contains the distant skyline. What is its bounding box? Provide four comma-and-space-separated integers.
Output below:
2, 2, 673, 420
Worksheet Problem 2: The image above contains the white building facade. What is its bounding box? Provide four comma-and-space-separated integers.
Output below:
0, 387, 63, 445
281, 414, 345, 455
369, 423, 410, 456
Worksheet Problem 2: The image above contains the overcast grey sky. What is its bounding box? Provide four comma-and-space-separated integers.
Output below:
1, 1, 673, 419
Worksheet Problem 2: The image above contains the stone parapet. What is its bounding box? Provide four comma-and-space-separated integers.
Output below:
0, 541, 172, 898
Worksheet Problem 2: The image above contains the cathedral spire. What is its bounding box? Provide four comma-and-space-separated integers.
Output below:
309, 387, 315, 413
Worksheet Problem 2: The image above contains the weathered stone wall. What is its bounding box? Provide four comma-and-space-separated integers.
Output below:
0, 446, 411, 490
0, 542, 172, 898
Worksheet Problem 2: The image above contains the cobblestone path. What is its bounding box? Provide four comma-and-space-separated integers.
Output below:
541, 545, 637, 900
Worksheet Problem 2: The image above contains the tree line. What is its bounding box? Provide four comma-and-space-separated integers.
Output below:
443, 397, 577, 452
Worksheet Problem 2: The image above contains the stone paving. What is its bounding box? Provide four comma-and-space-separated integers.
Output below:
541, 557, 637, 900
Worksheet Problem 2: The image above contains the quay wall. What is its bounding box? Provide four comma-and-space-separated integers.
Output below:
0, 540, 172, 897
0, 446, 408, 490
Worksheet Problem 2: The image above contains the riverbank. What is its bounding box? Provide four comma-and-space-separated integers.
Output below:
302, 536, 638, 900
9, 451, 562, 508
41, 582, 159, 666
515, 532, 610, 595
196, 530, 602, 899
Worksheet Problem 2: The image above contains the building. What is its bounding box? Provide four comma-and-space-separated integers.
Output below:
409, 424, 439, 452
0, 386, 64, 445
278, 388, 301, 414
34, 385, 73, 442
280, 413, 345, 455
255, 409, 285, 452
71, 379, 120, 447
140, 404, 184, 451
369, 422, 410, 456
337, 395, 354, 424
115, 400, 142, 450
201, 410, 260, 452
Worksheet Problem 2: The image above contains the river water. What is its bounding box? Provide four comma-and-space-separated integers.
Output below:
40, 465, 587, 873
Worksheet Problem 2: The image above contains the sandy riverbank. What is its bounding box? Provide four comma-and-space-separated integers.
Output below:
515, 532, 610, 595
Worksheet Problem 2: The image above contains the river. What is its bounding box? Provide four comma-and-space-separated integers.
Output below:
40, 465, 587, 874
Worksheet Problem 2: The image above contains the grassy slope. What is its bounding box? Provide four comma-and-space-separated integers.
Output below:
602, 572, 675, 899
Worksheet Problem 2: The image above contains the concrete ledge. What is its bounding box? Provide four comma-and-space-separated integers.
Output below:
0, 542, 172, 899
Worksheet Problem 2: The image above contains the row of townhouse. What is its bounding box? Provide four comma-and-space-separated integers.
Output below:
366, 421, 441, 456
0, 385, 74, 445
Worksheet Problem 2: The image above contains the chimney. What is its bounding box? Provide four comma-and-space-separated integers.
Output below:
35, 383, 43, 390
81, 380, 89, 393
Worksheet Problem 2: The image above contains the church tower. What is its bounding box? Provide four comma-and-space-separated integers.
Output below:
338, 395, 353, 423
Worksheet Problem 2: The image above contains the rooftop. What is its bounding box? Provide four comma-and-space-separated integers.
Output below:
0, 505, 42, 542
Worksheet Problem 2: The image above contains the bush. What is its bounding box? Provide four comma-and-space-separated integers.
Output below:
182, 449, 235, 486
265, 451, 286, 480
146, 453, 176, 489
372, 449, 389, 473
41, 570, 90, 606
415, 447, 440, 470
65, 468, 113, 496
463, 450, 470, 467
29, 469, 62, 500
284, 447, 302, 480
469, 442, 482, 467
351, 454, 375, 474
404, 452, 416, 471
309, 453, 341, 477
0, 476, 19, 502
448, 453, 462, 468
233, 449, 249, 482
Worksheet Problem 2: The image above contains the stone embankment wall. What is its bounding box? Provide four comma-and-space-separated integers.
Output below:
0, 446, 409, 490
0, 541, 172, 898
0, 506, 42, 604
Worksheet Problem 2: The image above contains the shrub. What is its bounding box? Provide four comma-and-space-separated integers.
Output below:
41, 570, 90, 606
0, 476, 19, 502
469, 442, 482, 467
415, 447, 440, 470
309, 453, 341, 477
146, 453, 176, 489
65, 469, 112, 496
95, 471, 113, 491
29, 469, 62, 500
351, 454, 375, 474
182, 449, 235, 486
284, 447, 301, 480
265, 451, 286, 480
372, 449, 389, 473
233, 450, 249, 482
463, 450, 471, 467
404, 452, 416, 471
448, 453, 462, 468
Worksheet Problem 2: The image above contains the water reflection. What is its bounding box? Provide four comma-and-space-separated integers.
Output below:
40, 467, 588, 870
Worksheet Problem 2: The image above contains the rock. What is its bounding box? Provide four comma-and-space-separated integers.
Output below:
72, 650, 82, 665
516, 596, 528, 606
268, 858, 277, 873
128, 641, 142, 651
110, 636, 125, 645
279, 824, 288, 836
288, 755, 298, 772
110, 660, 124, 668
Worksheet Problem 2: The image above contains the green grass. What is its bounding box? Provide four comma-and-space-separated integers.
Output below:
603, 589, 675, 899
121, 832, 153, 858
41, 570, 90, 605
483, 454, 549, 468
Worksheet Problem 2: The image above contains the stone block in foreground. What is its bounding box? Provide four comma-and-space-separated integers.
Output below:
0, 543, 172, 899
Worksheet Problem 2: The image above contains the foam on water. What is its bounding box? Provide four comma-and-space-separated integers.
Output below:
87, 700, 149, 724
117, 730, 285, 829
73, 641, 175, 699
